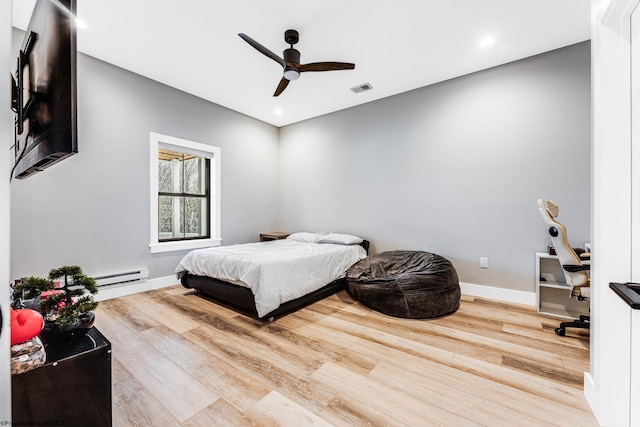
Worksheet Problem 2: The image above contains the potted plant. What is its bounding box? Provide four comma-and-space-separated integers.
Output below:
17, 265, 99, 339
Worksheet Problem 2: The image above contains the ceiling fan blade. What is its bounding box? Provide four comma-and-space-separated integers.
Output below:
298, 62, 356, 72
238, 33, 285, 67
273, 77, 290, 97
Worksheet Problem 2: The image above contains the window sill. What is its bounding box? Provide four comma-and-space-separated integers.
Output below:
149, 238, 222, 254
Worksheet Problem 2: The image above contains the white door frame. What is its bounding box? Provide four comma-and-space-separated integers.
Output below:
1, 0, 13, 421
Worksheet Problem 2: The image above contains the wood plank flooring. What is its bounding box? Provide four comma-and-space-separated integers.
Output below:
96, 285, 597, 426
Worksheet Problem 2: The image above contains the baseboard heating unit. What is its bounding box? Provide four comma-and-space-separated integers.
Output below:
93, 268, 149, 288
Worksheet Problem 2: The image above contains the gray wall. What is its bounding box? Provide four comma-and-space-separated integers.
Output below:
278, 42, 591, 293
10, 29, 280, 280
10, 31, 590, 294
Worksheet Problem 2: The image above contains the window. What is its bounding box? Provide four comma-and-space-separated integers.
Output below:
149, 132, 221, 253
158, 149, 209, 241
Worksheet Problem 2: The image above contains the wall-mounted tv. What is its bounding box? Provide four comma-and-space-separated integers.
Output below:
10, 0, 77, 180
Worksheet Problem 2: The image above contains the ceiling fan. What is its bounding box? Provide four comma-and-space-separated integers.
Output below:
238, 29, 356, 97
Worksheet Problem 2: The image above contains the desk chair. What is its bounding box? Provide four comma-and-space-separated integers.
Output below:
537, 199, 590, 336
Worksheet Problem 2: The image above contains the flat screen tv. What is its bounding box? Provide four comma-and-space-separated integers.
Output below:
10, 0, 77, 180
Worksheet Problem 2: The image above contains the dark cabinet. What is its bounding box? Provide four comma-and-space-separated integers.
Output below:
12, 327, 112, 426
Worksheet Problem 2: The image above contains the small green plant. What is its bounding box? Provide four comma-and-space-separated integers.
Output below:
17, 265, 98, 327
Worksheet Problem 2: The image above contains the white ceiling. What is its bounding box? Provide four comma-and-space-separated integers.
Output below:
12, 0, 591, 128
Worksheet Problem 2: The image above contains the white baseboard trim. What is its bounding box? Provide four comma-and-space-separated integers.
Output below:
583, 372, 601, 425
95, 274, 178, 301
460, 282, 536, 306
94, 277, 536, 307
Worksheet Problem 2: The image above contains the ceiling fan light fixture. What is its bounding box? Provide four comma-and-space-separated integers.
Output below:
284, 67, 300, 81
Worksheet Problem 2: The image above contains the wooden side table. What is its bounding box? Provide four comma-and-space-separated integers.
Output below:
259, 231, 291, 242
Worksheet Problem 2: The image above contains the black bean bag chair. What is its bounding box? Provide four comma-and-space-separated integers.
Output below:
346, 250, 460, 319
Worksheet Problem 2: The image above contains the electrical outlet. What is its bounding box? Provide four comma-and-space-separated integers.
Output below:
480, 257, 489, 269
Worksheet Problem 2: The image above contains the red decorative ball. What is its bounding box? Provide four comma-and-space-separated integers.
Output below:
10, 308, 44, 345
57, 301, 66, 310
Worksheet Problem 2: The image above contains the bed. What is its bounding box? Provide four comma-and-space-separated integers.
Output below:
176, 232, 369, 321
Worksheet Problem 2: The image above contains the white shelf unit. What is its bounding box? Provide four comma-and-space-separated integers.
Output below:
535, 252, 590, 319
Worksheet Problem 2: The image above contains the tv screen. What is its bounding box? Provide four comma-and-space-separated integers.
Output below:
11, 0, 77, 180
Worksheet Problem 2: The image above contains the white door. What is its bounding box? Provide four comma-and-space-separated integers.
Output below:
632, 0, 640, 282
631, 5, 640, 424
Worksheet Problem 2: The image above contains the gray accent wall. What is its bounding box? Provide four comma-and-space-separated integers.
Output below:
10, 31, 590, 295
10, 29, 279, 280
278, 42, 591, 293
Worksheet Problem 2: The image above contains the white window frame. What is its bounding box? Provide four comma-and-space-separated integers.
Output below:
149, 132, 221, 253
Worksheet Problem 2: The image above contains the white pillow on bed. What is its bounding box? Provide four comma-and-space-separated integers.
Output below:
317, 233, 364, 245
286, 232, 328, 243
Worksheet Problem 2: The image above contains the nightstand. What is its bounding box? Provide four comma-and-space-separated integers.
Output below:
260, 231, 291, 242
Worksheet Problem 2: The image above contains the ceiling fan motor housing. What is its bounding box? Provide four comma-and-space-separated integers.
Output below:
283, 48, 300, 64
283, 48, 301, 80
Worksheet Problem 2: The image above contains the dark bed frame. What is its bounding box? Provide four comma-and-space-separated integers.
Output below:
180, 240, 369, 322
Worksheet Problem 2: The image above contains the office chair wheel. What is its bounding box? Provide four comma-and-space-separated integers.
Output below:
555, 327, 566, 336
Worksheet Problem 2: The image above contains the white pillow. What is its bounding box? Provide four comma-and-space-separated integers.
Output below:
317, 233, 364, 245
286, 232, 328, 243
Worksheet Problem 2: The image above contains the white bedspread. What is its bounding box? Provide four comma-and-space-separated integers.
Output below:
175, 240, 367, 317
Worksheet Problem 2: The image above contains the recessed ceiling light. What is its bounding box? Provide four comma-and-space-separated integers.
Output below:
478, 36, 495, 48
273, 109, 283, 115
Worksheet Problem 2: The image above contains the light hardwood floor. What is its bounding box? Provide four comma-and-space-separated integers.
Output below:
95, 285, 597, 426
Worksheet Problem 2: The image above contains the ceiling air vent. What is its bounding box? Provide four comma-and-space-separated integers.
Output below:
350, 83, 373, 94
